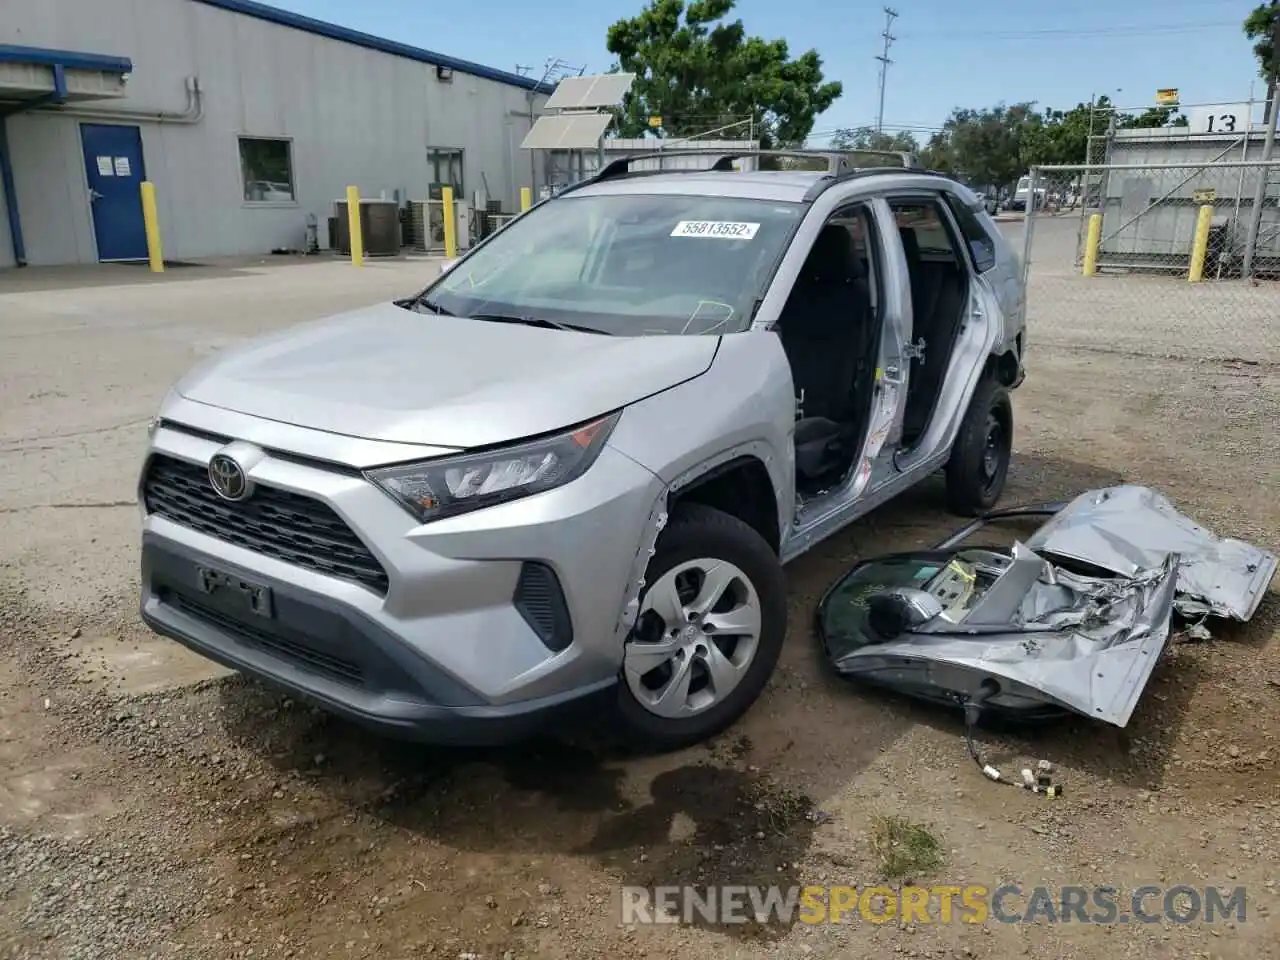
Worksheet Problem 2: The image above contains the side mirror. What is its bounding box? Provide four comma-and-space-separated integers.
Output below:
865, 589, 943, 641
438, 258, 458, 275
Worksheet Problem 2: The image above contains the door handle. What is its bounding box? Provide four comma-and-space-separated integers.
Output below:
89, 189, 104, 202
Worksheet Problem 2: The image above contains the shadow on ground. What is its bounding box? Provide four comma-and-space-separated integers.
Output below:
205, 447, 1222, 939
213, 684, 836, 941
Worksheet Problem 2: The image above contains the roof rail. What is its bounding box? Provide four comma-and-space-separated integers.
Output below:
592, 149, 747, 182
802, 155, 941, 201
555, 145, 929, 200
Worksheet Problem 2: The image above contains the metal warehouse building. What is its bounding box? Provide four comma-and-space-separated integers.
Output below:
1086, 122, 1280, 275
0, 0, 549, 267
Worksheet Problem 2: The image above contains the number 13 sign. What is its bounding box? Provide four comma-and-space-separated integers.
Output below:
1187, 104, 1252, 136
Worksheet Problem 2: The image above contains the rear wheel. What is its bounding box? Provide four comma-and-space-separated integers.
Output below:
944, 375, 1012, 515
615, 503, 787, 752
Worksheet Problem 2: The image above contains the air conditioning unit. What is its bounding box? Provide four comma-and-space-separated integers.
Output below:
406, 199, 471, 252
331, 198, 401, 256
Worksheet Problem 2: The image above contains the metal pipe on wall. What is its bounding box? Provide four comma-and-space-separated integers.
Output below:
30, 77, 204, 125
0, 116, 27, 265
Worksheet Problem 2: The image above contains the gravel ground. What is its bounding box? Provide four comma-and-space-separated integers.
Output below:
2, 249, 1279, 959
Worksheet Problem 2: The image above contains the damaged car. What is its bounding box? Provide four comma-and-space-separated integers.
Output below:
817, 485, 1277, 728
138, 149, 1026, 751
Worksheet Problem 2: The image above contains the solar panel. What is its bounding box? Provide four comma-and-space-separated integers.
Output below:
543, 72, 635, 110
520, 113, 612, 150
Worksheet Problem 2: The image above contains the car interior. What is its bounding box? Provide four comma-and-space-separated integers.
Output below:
775, 206, 882, 494
891, 199, 971, 449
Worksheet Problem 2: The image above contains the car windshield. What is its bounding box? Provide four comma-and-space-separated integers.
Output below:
419, 192, 806, 336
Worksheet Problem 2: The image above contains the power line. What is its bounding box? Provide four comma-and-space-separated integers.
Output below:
875, 7, 896, 135
898, 19, 1236, 41
809, 122, 944, 138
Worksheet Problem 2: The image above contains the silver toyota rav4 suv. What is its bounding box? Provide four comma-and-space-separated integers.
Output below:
139, 150, 1026, 751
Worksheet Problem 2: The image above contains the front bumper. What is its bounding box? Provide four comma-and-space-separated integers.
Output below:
141, 536, 614, 744
138, 409, 664, 744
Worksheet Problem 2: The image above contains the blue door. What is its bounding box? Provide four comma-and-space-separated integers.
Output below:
80, 124, 148, 262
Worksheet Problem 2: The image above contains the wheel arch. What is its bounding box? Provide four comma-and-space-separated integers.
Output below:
668, 454, 782, 555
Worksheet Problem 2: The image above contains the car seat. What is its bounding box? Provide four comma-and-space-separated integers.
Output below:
777, 225, 873, 485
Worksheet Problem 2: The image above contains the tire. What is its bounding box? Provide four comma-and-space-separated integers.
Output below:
944, 375, 1013, 516
614, 503, 787, 752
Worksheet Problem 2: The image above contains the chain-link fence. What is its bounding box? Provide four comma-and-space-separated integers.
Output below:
1018, 159, 1280, 364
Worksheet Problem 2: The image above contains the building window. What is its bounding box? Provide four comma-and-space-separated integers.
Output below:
239, 137, 295, 203
427, 148, 464, 197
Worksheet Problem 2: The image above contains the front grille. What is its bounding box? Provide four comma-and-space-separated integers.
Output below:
143, 454, 390, 595
165, 591, 365, 687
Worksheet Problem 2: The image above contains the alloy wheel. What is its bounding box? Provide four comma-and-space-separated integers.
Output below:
624, 558, 763, 719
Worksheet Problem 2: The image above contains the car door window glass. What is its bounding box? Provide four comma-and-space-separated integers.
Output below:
944, 195, 997, 273
893, 202, 962, 261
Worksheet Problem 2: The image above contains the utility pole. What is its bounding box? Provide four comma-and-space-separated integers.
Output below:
875, 7, 899, 135
1242, 0, 1279, 279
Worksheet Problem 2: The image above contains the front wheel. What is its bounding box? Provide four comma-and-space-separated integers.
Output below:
615, 503, 787, 752
944, 375, 1013, 516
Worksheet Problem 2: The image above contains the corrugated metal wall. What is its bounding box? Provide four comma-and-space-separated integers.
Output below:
1099, 130, 1280, 265
2, 0, 546, 265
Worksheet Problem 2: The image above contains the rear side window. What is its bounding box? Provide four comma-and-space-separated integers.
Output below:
944, 195, 997, 273
891, 200, 963, 261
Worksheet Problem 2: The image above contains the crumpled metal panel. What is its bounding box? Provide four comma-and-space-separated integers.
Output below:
819, 485, 1277, 729
822, 547, 1177, 727
1025, 485, 1277, 621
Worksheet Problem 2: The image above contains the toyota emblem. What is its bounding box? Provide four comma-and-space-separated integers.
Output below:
208, 453, 250, 501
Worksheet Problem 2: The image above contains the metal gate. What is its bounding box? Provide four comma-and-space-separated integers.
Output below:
1018, 158, 1280, 365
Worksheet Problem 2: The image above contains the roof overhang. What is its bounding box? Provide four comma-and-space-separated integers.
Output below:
0, 44, 132, 115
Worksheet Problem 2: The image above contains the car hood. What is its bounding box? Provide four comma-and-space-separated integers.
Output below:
175, 302, 719, 448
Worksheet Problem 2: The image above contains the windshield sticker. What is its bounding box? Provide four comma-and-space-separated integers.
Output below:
670, 220, 760, 240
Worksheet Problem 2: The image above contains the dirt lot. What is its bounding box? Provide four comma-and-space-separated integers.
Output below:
2, 247, 1279, 960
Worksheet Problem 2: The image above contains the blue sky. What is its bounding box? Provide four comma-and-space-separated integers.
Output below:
271, 0, 1267, 140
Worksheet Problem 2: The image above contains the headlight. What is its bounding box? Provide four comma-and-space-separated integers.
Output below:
366, 412, 620, 523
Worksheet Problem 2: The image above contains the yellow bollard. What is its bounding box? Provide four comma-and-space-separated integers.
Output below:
441, 185, 457, 259
139, 181, 164, 273
1188, 203, 1214, 283
1081, 212, 1102, 277
345, 185, 363, 266
520, 187, 532, 212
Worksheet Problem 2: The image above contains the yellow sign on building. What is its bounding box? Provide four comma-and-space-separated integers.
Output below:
1155, 88, 1180, 105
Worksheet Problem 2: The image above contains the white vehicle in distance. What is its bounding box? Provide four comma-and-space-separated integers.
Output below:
1010, 175, 1046, 212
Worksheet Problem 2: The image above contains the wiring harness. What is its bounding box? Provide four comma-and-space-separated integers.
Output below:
961, 680, 1064, 798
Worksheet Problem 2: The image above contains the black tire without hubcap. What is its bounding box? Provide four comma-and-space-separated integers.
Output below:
615, 503, 787, 752
944, 375, 1013, 516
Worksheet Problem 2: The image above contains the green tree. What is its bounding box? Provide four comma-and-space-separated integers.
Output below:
919, 131, 954, 173
1245, 2, 1279, 81
1118, 106, 1189, 129
1020, 96, 1187, 168
605, 0, 842, 145
924, 103, 1041, 188
1021, 97, 1114, 167
1245, 2, 1279, 121
830, 126, 919, 153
